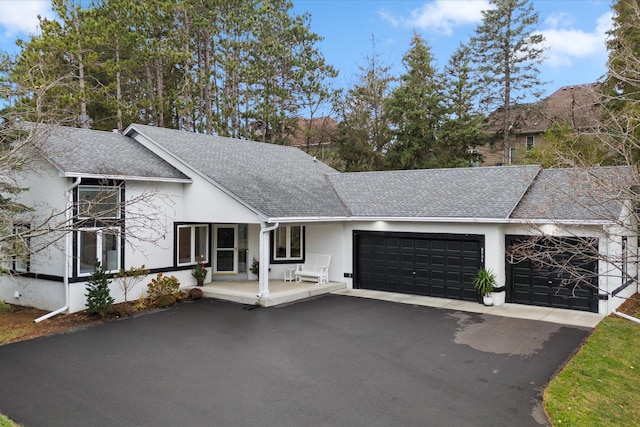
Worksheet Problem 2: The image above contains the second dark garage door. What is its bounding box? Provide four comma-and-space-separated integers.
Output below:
505, 235, 599, 312
354, 231, 483, 301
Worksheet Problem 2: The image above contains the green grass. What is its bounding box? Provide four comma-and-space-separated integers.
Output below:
0, 413, 18, 427
544, 316, 640, 426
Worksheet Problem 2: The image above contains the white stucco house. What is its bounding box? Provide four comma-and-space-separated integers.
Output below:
2, 123, 637, 318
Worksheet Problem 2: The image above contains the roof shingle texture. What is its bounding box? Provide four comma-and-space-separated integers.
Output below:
328, 165, 541, 218
510, 166, 637, 221
129, 124, 348, 218
32, 124, 189, 181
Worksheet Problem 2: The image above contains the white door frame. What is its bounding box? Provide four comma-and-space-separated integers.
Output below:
214, 224, 238, 274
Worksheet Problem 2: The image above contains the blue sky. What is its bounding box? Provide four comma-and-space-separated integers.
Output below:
0, 0, 613, 99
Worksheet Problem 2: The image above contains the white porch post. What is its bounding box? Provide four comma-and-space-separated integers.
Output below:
258, 222, 279, 298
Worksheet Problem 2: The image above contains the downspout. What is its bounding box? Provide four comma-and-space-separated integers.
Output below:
35, 177, 81, 322
613, 309, 640, 324
257, 222, 279, 298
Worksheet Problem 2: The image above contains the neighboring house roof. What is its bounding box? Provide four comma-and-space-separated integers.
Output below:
510, 166, 637, 222
288, 116, 338, 148
29, 123, 190, 182
488, 83, 602, 134
328, 165, 541, 219
126, 124, 348, 218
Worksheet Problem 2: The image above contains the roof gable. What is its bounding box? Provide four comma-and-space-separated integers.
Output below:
510, 166, 637, 222
29, 123, 190, 182
126, 124, 348, 218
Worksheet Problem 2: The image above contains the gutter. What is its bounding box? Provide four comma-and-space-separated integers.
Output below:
266, 215, 614, 226
35, 177, 81, 322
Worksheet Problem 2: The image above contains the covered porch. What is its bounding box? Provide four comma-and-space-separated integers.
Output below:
197, 280, 347, 307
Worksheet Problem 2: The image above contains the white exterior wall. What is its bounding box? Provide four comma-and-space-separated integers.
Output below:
0, 161, 69, 310
182, 174, 260, 224
264, 223, 345, 283
124, 181, 183, 270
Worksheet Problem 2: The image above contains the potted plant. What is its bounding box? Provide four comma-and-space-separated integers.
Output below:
473, 267, 497, 306
250, 258, 260, 279
191, 258, 208, 286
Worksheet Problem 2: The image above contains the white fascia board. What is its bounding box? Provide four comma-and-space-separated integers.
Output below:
267, 216, 614, 226
268, 216, 510, 224
125, 125, 266, 218
62, 172, 193, 184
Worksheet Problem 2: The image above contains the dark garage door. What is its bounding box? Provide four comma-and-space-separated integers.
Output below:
506, 235, 598, 312
354, 231, 483, 301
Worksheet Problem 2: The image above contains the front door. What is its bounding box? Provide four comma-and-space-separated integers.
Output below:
214, 225, 238, 274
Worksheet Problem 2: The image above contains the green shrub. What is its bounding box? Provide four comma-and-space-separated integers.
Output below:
147, 273, 180, 300
85, 261, 115, 317
156, 294, 176, 308
132, 296, 148, 312
0, 299, 10, 313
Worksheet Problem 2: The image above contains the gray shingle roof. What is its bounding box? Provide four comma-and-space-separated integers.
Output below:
32, 123, 631, 223
510, 166, 637, 221
328, 165, 541, 219
127, 124, 348, 218
31, 123, 190, 181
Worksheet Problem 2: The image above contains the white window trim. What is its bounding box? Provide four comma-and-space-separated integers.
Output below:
77, 227, 121, 276
177, 224, 210, 266
526, 136, 535, 151
272, 225, 304, 262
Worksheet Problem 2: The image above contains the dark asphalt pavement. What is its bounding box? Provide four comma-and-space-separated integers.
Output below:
0, 295, 590, 426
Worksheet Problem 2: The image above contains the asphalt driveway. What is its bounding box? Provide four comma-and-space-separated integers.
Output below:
0, 295, 590, 427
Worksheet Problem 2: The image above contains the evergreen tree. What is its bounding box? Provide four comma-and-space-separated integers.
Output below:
439, 45, 489, 167
7, 0, 336, 139
602, 0, 640, 162
85, 261, 114, 317
385, 32, 445, 170
335, 39, 394, 171
469, 0, 546, 165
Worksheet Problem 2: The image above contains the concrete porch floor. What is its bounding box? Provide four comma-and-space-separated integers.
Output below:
198, 280, 347, 307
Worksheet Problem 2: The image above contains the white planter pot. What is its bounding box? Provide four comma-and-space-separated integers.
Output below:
483, 294, 494, 306
491, 290, 506, 306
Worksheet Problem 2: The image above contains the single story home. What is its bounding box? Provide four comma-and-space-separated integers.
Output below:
2, 123, 637, 318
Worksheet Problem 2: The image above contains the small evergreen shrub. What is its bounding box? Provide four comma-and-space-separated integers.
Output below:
147, 273, 180, 300
85, 261, 115, 317
156, 294, 176, 308
188, 287, 203, 300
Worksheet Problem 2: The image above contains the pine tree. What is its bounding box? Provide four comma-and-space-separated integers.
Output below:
85, 261, 114, 317
385, 32, 445, 170
469, 0, 546, 165
439, 45, 489, 167
602, 0, 640, 162
335, 38, 394, 171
